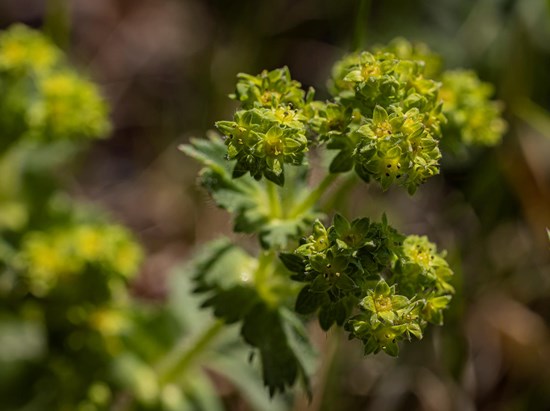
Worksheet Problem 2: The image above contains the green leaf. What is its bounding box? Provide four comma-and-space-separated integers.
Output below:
334, 273, 356, 291
318, 303, 336, 331
179, 135, 229, 177
295, 285, 325, 314
354, 162, 371, 183
208, 352, 288, 411
329, 150, 354, 173
183, 136, 319, 249
264, 167, 285, 186
279, 308, 317, 399
188, 239, 316, 395
259, 220, 300, 249
382, 341, 399, 357
373, 105, 388, 123
241, 303, 314, 396
333, 213, 351, 236
279, 253, 306, 273
202, 286, 260, 323
191, 238, 255, 292
310, 275, 330, 293
184, 372, 226, 411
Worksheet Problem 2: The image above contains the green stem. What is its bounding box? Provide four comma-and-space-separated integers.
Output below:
44, 0, 71, 50
289, 173, 338, 218
353, 0, 370, 51
320, 173, 358, 214
266, 180, 282, 219
254, 250, 278, 304
156, 320, 224, 386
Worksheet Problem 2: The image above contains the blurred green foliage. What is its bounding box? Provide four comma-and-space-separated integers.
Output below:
0, 24, 138, 410
0, 24, 278, 411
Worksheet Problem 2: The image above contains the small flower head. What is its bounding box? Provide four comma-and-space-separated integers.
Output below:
421, 294, 452, 325
303, 101, 353, 141
296, 219, 330, 256
231, 66, 306, 109
353, 106, 441, 193
360, 280, 410, 324
216, 107, 308, 185
397, 235, 454, 295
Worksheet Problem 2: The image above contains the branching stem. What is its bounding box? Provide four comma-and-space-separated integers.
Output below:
156, 320, 225, 386
266, 180, 282, 219
289, 173, 339, 218
254, 250, 279, 305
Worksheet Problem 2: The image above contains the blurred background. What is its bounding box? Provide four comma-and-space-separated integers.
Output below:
1, 0, 549, 409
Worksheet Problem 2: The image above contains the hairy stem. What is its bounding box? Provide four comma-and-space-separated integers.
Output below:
254, 250, 279, 305
156, 319, 225, 386
45, 0, 71, 50
321, 173, 358, 214
266, 180, 282, 219
353, 0, 371, 51
289, 173, 339, 218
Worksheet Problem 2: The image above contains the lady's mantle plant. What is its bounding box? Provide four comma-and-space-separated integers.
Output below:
182, 38, 505, 395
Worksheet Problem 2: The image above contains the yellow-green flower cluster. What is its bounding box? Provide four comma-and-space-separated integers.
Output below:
0, 24, 59, 73
348, 235, 453, 355
440, 70, 506, 147
303, 101, 358, 142
325, 49, 445, 193
26, 70, 111, 141
216, 68, 311, 185
351, 280, 421, 356
0, 24, 110, 147
373, 37, 443, 80
353, 105, 442, 193
20, 223, 142, 296
398, 235, 454, 295
329, 51, 441, 119
281, 215, 454, 356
